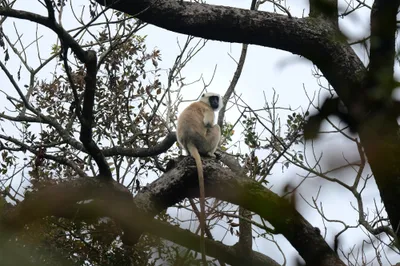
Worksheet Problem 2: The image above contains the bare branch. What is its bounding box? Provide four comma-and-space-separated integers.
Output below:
217, 44, 248, 128
0, 134, 87, 177
0, 7, 86, 62
102, 132, 177, 157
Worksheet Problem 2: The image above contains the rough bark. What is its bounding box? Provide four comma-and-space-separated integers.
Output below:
238, 207, 252, 255
95, 0, 367, 106
134, 157, 344, 266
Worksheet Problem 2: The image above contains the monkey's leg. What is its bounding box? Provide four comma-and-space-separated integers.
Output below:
205, 125, 221, 156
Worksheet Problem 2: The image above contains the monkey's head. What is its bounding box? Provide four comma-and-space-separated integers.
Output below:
200, 92, 223, 111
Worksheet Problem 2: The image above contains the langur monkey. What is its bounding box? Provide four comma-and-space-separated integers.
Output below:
176, 92, 222, 264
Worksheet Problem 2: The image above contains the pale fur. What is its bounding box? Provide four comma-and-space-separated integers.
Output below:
176, 92, 222, 265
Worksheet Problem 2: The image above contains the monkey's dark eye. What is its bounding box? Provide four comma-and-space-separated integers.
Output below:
209, 96, 219, 109
202, 93, 205, 98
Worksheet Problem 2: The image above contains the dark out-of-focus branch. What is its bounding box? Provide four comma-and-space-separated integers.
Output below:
309, 0, 338, 25
367, 0, 400, 97
357, 0, 400, 243
0, 176, 279, 266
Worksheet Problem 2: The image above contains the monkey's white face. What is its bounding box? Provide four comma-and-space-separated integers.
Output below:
200, 92, 223, 111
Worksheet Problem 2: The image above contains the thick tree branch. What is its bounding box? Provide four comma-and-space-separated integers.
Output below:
43, 0, 55, 22
357, 0, 400, 243
102, 132, 177, 157
78, 50, 112, 179
238, 206, 252, 255
0, 177, 279, 266
94, 2, 370, 160
0, 177, 131, 232
96, 0, 367, 107
134, 157, 344, 266
1, 157, 344, 265
367, 0, 400, 98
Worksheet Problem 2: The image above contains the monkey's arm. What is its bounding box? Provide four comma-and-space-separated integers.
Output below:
203, 111, 215, 128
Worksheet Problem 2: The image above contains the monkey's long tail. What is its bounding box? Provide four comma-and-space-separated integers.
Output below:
187, 144, 207, 266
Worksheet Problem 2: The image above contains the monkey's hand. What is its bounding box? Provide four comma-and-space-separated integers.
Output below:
204, 122, 212, 128
206, 152, 216, 158
203, 112, 214, 128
